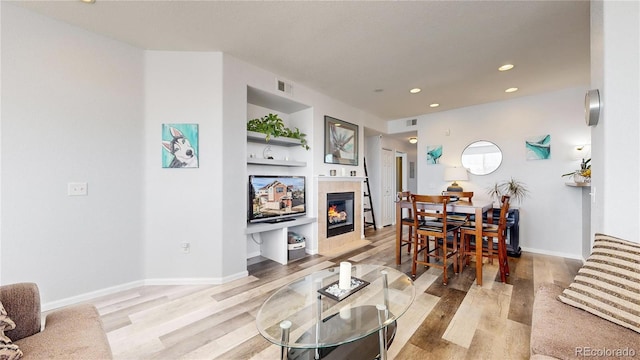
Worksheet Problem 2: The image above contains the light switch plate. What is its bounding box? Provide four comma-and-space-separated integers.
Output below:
68, 182, 88, 196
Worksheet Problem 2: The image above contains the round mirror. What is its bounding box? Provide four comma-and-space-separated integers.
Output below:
461, 141, 503, 175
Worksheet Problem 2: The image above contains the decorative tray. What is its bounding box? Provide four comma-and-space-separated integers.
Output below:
317, 277, 370, 302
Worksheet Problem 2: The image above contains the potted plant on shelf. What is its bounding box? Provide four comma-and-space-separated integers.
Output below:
247, 113, 309, 150
561, 158, 591, 184
487, 178, 529, 205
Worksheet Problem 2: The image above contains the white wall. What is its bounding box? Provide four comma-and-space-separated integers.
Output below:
1, 4, 145, 302
144, 51, 228, 282
590, 0, 640, 242
415, 87, 590, 258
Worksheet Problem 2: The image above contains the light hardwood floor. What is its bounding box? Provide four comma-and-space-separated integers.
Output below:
88, 225, 583, 359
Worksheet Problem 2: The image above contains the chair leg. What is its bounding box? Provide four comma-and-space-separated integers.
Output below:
442, 238, 448, 285
453, 232, 459, 275
411, 233, 419, 278
408, 227, 413, 253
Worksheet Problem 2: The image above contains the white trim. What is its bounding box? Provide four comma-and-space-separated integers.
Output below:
42, 280, 145, 311
41, 271, 249, 311
520, 247, 585, 262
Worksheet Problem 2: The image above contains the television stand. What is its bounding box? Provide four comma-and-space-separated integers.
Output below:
246, 217, 316, 265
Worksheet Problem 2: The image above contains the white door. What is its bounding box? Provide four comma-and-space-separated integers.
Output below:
381, 148, 395, 226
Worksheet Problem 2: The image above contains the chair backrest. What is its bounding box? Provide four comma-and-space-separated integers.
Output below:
441, 191, 474, 202
410, 194, 449, 230
497, 195, 511, 234
397, 191, 411, 202
398, 191, 412, 219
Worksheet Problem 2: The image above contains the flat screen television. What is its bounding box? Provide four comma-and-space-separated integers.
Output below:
248, 175, 306, 223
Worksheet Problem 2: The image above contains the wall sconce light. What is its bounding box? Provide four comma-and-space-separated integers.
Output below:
573, 144, 591, 160
444, 167, 469, 191
409, 137, 418, 144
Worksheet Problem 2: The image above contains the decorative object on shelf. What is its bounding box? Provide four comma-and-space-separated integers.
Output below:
247, 113, 309, 150
324, 115, 358, 165
585, 89, 600, 126
444, 167, 468, 191
262, 145, 274, 159
562, 158, 591, 184
426, 144, 443, 164
162, 124, 199, 168
525, 134, 551, 160
487, 178, 529, 205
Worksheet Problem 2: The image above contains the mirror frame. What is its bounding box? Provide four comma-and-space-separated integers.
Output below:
461, 140, 503, 175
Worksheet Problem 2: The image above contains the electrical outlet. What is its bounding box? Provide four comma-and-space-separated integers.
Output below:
181, 242, 190, 254
68, 182, 88, 196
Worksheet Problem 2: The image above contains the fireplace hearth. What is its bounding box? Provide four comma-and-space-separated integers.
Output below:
327, 192, 355, 237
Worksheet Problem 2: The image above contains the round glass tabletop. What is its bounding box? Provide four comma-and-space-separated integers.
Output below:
256, 264, 415, 349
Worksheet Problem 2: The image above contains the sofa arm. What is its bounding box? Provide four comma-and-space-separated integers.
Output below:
0, 283, 42, 341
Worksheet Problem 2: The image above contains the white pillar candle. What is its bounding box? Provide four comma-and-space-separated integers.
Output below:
340, 304, 351, 320
339, 261, 352, 290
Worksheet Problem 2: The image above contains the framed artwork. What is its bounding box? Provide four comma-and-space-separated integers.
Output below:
426, 145, 443, 164
409, 161, 416, 179
526, 134, 551, 160
324, 116, 358, 165
162, 123, 199, 168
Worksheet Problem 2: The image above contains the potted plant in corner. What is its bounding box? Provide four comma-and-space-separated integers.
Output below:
487, 178, 529, 205
247, 113, 309, 150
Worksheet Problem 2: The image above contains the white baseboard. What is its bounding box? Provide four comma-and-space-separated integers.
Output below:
520, 246, 585, 262
246, 251, 261, 259
42, 280, 145, 312
41, 270, 249, 312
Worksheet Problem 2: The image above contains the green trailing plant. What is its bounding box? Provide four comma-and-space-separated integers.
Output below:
486, 178, 530, 204
247, 113, 309, 150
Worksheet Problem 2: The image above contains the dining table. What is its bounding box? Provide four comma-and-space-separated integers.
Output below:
395, 196, 494, 286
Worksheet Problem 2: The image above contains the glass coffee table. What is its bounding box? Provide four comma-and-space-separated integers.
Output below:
256, 264, 415, 360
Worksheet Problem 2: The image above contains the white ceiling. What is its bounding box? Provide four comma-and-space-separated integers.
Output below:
10, 0, 591, 124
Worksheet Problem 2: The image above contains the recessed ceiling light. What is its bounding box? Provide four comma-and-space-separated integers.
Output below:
498, 64, 514, 71
80, 0, 96, 3
505, 87, 519, 93
429, 103, 440, 108
409, 137, 418, 144
410, 88, 421, 94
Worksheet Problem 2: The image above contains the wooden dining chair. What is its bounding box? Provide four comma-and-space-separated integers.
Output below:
397, 191, 415, 260
410, 194, 462, 285
460, 195, 511, 283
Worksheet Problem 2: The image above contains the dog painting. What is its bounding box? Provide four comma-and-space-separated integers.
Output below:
162, 124, 199, 168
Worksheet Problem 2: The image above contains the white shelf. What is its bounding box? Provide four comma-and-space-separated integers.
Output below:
247, 158, 306, 167
565, 182, 591, 187
247, 131, 303, 147
246, 216, 316, 234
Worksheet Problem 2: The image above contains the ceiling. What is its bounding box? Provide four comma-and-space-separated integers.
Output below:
10, 0, 590, 125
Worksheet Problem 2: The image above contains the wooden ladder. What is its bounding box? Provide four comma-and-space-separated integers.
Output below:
363, 157, 377, 230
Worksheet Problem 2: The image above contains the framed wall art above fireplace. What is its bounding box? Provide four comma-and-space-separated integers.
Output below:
324, 115, 358, 166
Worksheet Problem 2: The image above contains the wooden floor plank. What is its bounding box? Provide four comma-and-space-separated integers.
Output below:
85, 225, 582, 359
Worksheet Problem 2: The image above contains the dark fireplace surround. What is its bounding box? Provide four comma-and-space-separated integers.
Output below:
327, 192, 355, 238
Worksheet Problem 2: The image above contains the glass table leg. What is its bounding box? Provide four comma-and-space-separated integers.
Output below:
377, 304, 388, 360
280, 320, 292, 360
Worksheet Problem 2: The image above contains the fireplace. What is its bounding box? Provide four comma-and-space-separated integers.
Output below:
327, 192, 355, 237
